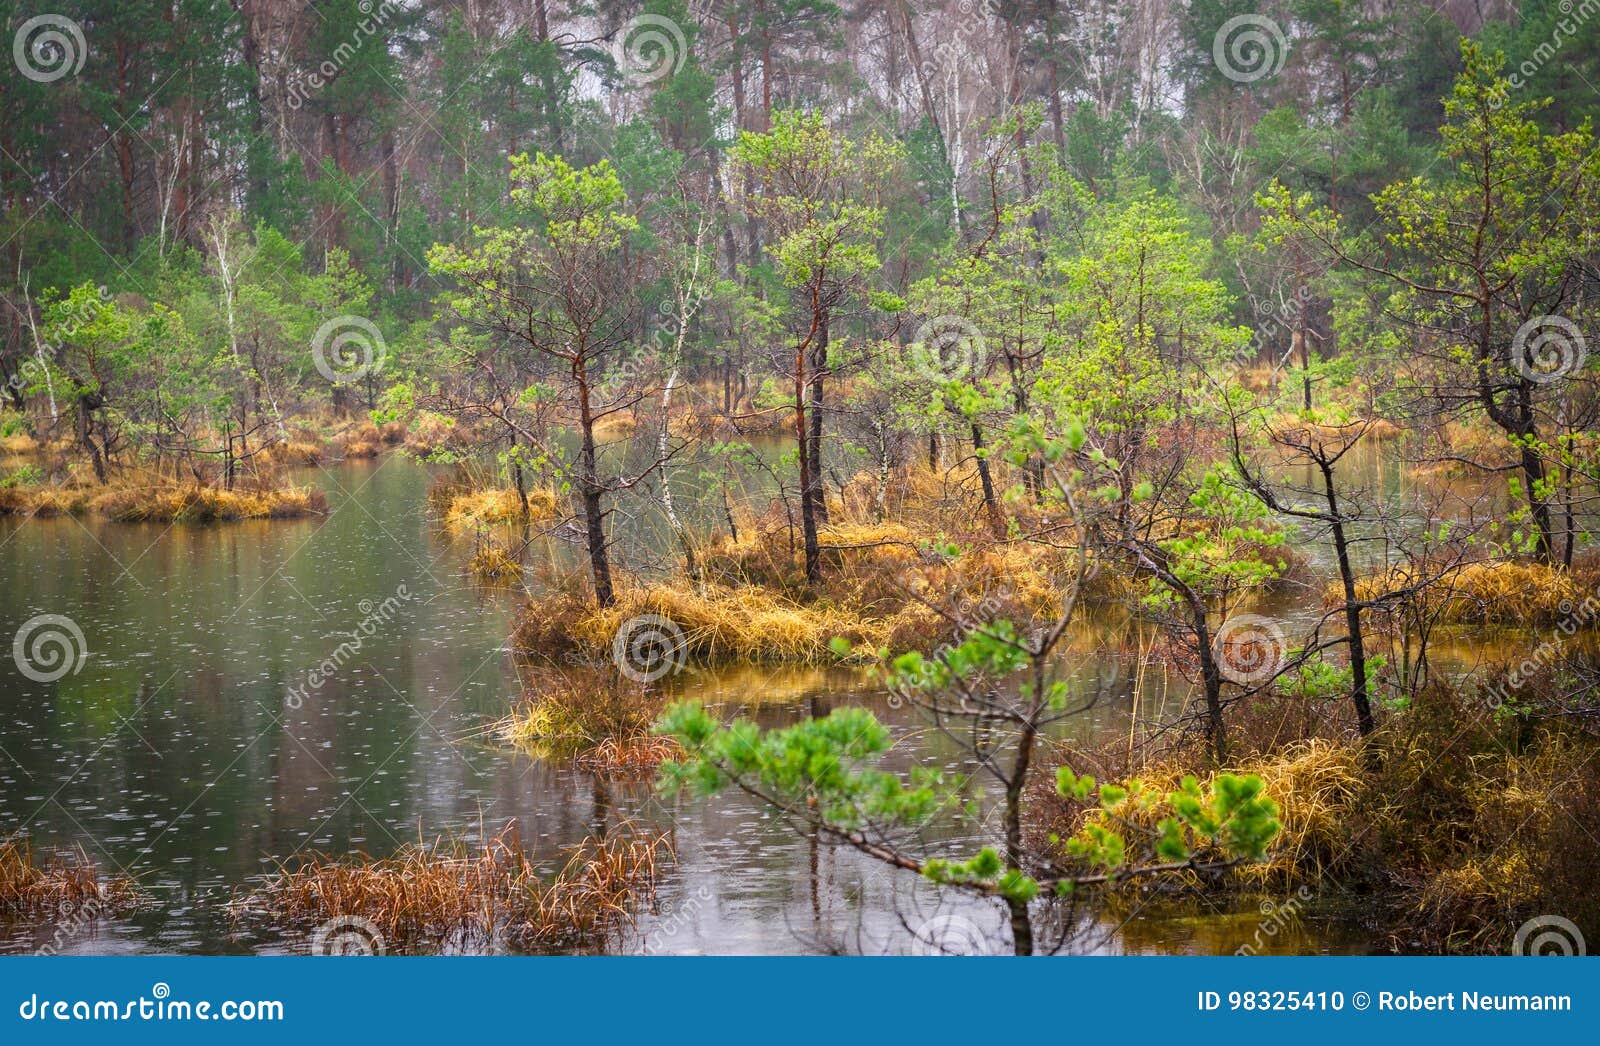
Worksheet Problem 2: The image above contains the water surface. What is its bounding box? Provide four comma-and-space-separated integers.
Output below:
0, 455, 1374, 955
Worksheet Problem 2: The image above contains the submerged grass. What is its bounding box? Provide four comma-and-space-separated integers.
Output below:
233, 823, 669, 952
469, 540, 524, 581
0, 838, 144, 914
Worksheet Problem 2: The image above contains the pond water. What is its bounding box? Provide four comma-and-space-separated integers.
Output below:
0, 455, 1378, 955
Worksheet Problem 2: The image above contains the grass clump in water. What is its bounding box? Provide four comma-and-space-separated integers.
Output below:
497, 668, 681, 774
0, 478, 327, 520
0, 838, 144, 914
443, 487, 561, 528
233, 823, 668, 952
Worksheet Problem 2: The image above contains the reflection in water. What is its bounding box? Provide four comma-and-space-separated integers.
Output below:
0, 455, 1370, 955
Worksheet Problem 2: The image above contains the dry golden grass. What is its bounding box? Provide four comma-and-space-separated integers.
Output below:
518, 582, 890, 666
94, 483, 328, 522
0, 838, 144, 914
1359, 692, 1600, 952
496, 669, 682, 773
403, 413, 493, 457
572, 735, 683, 774
0, 479, 327, 521
591, 412, 638, 440
1331, 559, 1582, 626
516, 505, 1091, 670
1266, 413, 1404, 444
233, 823, 668, 951
0, 432, 41, 455
444, 487, 561, 529
259, 439, 325, 467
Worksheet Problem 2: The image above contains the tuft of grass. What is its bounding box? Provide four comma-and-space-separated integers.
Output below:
261, 439, 325, 467
0, 838, 144, 914
517, 582, 889, 666
444, 487, 561, 528
232, 823, 668, 952
496, 668, 681, 773
1333, 559, 1581, 627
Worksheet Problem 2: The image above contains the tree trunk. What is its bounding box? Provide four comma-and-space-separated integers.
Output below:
77, 395, 107, 484
970, 422, 1005, 538
1004, 722, 1037, 956
808, 313, 829, 524
576, 365, 616, 607
1322, 464, 1374, 736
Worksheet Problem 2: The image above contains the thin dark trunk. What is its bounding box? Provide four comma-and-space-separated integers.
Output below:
577, 367, 615, 606
808, 314, 829, 524
1322, 463, 1374, 736
1004, 722, 1036, 956
77, 396, 107, 484
971, 422, 1005, 538
795, 333, 821, 583
1521, 442, 1556, 565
